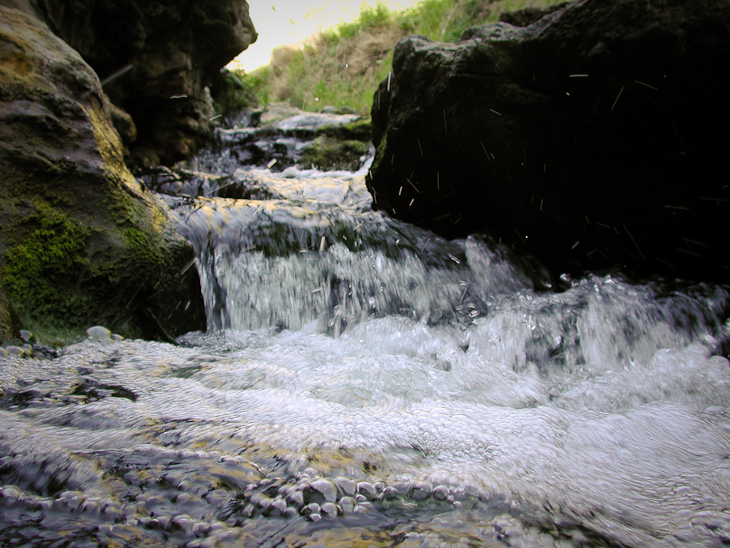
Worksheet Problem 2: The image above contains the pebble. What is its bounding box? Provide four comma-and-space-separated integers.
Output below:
87, 325, 112, 341
283, 507, 298, 518
332, 476, 356, 497
356, 481, 377, 500
320, 502, 338, 517
339, 496, 355, 513
432, 485, 449, 501
5, 345, 29, 357
411, 481, 432, 501
307, 478, 337, 502
269, 498, 287, 515
286, 490, 304, 507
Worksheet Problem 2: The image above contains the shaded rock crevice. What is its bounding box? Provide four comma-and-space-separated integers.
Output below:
12, 0, 257, 167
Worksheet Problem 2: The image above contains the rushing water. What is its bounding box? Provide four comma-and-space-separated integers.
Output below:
2, 112, 730, 548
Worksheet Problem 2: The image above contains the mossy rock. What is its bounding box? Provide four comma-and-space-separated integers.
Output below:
0, 8, 206, 344
300, 136, 370, 171
317, 118, 372, 142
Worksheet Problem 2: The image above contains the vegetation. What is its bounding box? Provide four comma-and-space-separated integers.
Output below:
233, 0, 569, 114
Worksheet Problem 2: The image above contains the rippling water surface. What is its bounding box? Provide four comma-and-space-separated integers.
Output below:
2, 114, 730, 547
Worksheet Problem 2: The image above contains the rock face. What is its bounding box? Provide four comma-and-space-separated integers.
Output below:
368, 0, 730, 283
4, 0, 256, 167
0, 6, 205, 341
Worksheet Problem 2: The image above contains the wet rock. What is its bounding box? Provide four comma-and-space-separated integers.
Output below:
338, 496, 355, 513
356, 481, 378, 500
0, 6, 206, 340
368, 0, 730, 284
411, 481, 432, 501
301, 502, 320, 516
286, 489, 304, 508
432, 485, 450, 501
305, 479, 338, 503
320, 501, 339, 518
268, 497, 287, 516
332, 476, 357, 497
4, 346, 29, 358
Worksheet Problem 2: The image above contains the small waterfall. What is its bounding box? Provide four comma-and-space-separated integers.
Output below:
2, 107, 730, 548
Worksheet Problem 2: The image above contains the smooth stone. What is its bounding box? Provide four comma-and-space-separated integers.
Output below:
19, 329, 34, 343
87, 326, 112, 341
286, 490, 304, 508
308, 479, 337, 502
269, 498, 286, 515
320, 502, 338, 518
332, 476, 356, 497
381, 486, 398, 500
356, 481, 377, 500
5, 345, 28, 357
432, 485, 449, 501
339, 496, 355, 513
307, 512, 322, 522
282, 507, 298, 518
301, 502, 320, 516
411, 481, 432, 501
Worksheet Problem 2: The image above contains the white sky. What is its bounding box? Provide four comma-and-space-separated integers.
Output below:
230, 0, 423, 72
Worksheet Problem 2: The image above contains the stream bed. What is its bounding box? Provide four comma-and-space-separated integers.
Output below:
1, 108, 730, 548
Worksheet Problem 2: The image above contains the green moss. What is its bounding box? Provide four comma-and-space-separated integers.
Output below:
318, 118, 372, 141
123, 227, 166, 274
300, 136, 370, 171
0, 195, 183, 343
2, 200, 92, 324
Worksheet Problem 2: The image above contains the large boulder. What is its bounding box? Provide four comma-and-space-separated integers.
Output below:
368, 0, 730, 283
0, 6, 205, 342
3, 0, 257, 167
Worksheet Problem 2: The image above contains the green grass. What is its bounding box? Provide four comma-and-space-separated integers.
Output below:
235, 0, 570, 114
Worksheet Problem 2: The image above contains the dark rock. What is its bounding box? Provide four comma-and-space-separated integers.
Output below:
0, 7, 205, 341
368, 0, 730, 284
0, 289, 21, 344
499, 3, 571, 27
4, 0, 257, 166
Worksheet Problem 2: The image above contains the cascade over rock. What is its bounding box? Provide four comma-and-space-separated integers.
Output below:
1, 0, 257, 166
368, 0, 730, 283
0, 6, 205, 341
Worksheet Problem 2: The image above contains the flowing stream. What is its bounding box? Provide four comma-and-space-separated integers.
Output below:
2, 111, 730, 548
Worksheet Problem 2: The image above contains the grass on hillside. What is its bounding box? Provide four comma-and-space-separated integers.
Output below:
234, 0, 569, 114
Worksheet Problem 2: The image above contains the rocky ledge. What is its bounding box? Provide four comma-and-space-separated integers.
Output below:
368, 0, 730, 284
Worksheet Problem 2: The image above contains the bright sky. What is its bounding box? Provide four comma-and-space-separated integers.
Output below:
230, 0, 423, 72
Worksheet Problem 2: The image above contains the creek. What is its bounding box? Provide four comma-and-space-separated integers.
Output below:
1, 109, 730, 548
